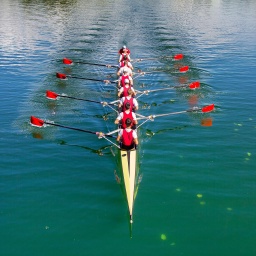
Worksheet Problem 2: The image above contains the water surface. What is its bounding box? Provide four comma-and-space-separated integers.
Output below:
1, 0, 256, 255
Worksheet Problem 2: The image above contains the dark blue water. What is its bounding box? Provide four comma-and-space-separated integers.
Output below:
1, 0, 256, 255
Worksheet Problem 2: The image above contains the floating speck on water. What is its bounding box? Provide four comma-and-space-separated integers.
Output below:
200, 201, 206, 205
170, 242, 176, 246
245, 158, 250, 161
161, 234, 167, 240
45, 226, 49, 230
247, 152, 251, 157
227, 208, 233, 211
197, 194, 203, 198
176, 188, 181, 192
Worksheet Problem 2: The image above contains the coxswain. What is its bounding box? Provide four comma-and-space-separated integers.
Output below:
118, 79, 136, 98
117, 118, 138, 150
119, 88, 139, 111
118, 69, 133, 88
119, 45, 131, 62
115, 102, 137, 129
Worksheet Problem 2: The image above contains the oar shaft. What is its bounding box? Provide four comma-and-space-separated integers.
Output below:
44, 121, 114, 138
58, 95, 115, 106
59, 95, 102, 104
78, 61, 118, 68
45, 121, 96, 134
137, 107, 204, 120
70, 75, 116, 84
154, 110, 187, 118
136, 84, 190, 95
69, 76, 99, 82
154, 107, 201, 118
63, 58, 118, 68
132, 55, 178, 62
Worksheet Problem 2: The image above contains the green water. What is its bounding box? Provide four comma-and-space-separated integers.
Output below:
1, 0, 256, 255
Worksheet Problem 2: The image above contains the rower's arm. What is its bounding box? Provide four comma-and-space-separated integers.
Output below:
118, 99, 123, 108
117, 89, 122, 98
129, 77, 133, 86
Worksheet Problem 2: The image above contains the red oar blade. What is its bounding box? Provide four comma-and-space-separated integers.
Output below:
189, 81, 200, 89
30, 116, 45, 127
56, 72, 67, 79
46, 90, 58, 100
63, 58, 73, 65
202, 104, 215, 113
179, 66, 189, 73
173, 53, 184, 60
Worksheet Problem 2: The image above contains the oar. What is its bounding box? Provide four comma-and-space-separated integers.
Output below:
63, 58, 119, 68
137, 104, 215, 120
56, 72, 117, 84
135, 81, 200, 98
132, 53, 184, 63
46, 90, 116, 106
134, 65, 189, 75
30, 116, 115, 138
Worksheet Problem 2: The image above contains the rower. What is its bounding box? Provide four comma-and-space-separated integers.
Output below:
119, 45, 131, 62
118, 69, 133, 88
119, 57, 133, 70
118, 79, 136, 98
115, 102, 137, 129
119, 89, 139, 112
117, 65, 133, 77
117, 118, 138, 150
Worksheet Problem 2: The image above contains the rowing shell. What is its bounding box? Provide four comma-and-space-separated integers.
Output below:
120, 149, 137, 223
116, 50, 139, 225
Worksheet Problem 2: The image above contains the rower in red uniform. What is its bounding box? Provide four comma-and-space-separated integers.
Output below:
115, 102, 137, 129
118, 79, 136, 98
119, 89, 139, 111
119, 57, 133, 70
117, 63, 133, 76
119, 45, 131, 62
118, 69, 133, 88
117, 118, 138, 150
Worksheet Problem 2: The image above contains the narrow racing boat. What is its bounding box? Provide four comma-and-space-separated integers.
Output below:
116, 47, 138, 225
30, 50, 214, 235
120, 149, 137, 223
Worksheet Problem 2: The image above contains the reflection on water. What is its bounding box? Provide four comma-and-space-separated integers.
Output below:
201, 117, 213, 127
